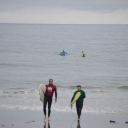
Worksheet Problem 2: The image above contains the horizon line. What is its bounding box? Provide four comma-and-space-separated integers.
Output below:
0, 23, 128, 25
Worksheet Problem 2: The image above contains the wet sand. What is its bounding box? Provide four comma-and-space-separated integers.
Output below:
0, 110, 128, 128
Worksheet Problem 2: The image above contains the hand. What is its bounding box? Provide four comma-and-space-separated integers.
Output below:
55, 99, 57, 103
40, 98, 42, 101
70, 102, 72, 106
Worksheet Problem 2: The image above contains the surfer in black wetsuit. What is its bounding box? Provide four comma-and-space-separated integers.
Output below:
43, 79, 57, 121
71, 85, 86, 120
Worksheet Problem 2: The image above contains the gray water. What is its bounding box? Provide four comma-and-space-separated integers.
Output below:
0, 24, 128, 114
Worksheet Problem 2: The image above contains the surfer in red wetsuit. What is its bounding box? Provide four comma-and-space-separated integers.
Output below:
43, 79, 57, 121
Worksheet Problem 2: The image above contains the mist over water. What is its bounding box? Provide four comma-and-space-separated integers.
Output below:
0, 24, 128, 114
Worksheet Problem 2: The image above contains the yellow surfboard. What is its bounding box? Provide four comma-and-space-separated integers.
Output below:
71, 92, 81, 105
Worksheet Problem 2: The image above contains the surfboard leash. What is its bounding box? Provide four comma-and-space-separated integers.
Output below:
71, 105, 77, 119
71, 105, 77, 128
71, 119, 77, 128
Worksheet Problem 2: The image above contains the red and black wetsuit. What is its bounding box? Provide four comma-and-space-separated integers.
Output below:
43, 84, 57, 117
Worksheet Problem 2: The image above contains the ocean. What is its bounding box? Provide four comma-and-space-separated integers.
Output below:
0, 24, 128, 115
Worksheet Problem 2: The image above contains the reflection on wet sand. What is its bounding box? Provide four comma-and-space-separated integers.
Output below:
77, 121, 81, 128
44, 121, 50, 128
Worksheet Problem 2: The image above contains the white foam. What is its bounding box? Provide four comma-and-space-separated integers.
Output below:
0, 88, 128, 115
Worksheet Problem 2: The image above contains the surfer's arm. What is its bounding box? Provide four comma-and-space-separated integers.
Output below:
70, 92, 76, 106
55, 86, 57, 99
54, 86, 57, 102
80, 95, 85, 98
55, 91, 57, 99
80, 91, 86, 98
70, 97, 74, 106
54, 91, 57, 103
71, 93, 75, 102
71, 97, 74, 102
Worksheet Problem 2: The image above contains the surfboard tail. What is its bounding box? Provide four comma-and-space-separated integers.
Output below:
39, 84, 46, 103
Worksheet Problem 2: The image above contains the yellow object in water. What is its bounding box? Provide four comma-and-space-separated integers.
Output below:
71, 92, 81, 105
82, 51, 86, 57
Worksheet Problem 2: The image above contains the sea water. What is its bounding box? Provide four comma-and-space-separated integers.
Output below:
0, 24, 128, 114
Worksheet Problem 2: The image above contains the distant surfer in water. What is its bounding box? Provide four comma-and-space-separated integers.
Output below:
82, 51, 86, 57
60, 50, 67, 56
70, 85, 86, 121
43, 79, 57, 121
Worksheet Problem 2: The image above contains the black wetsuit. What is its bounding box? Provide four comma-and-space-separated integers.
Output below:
43, 96, 53, 117
76, 104, 83, 118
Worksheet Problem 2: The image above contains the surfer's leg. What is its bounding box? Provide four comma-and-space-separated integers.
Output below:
43, 97, 48, 121
76, 105, 79, 119
48, 97, 52, 120
79, 104, 83, 118
76, 104, 83, 120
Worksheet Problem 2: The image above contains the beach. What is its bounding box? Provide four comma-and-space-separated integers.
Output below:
0, 24, 128, 128
0, 110, 128, 128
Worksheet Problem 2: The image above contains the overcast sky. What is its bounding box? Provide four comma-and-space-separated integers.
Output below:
0, 0, 128, 24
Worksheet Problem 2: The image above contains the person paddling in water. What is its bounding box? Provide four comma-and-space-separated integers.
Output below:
60, 50, 67, 56
70, 85, 86, 121
44, 79, 57, 121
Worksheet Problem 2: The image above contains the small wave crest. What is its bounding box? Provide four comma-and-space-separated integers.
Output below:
58, 85, 128, 91
118, 86, 128, 90
0, 63, 17, 67
57, 85, 102, 89
0, 62, 39, 67
0, 90, 38, 95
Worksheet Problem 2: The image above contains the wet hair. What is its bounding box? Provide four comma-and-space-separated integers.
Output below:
49, 79, 53, 82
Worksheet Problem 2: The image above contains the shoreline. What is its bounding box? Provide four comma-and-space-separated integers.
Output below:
0, 110, 128, 128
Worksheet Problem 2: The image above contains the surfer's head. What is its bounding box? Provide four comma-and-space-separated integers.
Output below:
49, 79, 53, 85
76, 85, 81, 90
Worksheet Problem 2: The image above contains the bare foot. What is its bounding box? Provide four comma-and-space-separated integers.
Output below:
44, 116, 46, 122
